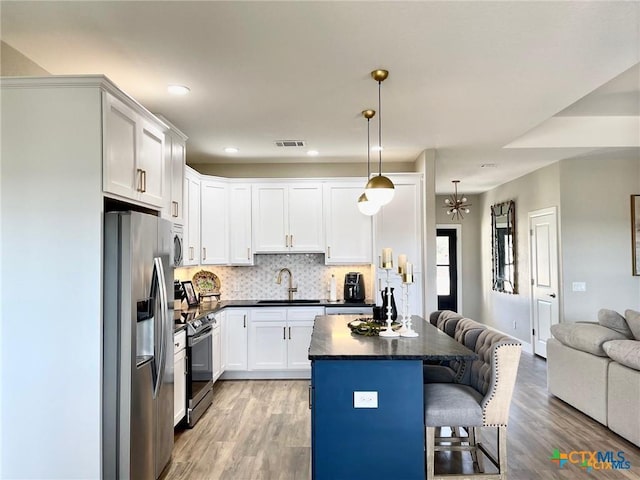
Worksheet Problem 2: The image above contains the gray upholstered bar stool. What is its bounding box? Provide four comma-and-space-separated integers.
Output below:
424, 330, 522, 480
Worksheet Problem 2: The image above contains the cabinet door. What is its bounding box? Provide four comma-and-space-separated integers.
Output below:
249, 321, 288, 370
219, 311, 227, 372
137, 118, 165, 207
225, 310, 248, 371
289, 184, 324, 252
228, 184, 253, 265
173, 348, 186, 426
252, 185, 288, 252
324, 183, 372, 264
184, 169, 201, 265
164, 132, 185, 223
103, 93, 137, 199
201, 179, 228, 265
287, 320, 314, 369
212, 326, 222, 382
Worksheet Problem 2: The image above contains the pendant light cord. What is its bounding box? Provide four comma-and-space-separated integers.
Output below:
367, 118, 371, 178
377, 80, 382, 176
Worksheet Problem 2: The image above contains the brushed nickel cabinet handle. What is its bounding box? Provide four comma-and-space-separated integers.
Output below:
243, 315, 246, 328
327, 246, 331, 258
288, 327, 291, 340
285, 234, 289, 247
290, 235, 294, 247
137, 168, 144, 192
283, 327, 286, 340
203, 247, 207, 260
141, 169, 147, 193
172, 201, 179, 217
308, 385, 313, 410
247, 247, 251, 260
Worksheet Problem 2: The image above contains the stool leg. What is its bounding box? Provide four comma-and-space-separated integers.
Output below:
426, 426, 436, 480
469, 427, 484, 473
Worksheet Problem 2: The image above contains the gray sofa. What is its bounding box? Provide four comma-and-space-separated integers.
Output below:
547, 308, 640, 447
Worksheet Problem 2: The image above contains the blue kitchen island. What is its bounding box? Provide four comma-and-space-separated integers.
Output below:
308, 315, 476, 480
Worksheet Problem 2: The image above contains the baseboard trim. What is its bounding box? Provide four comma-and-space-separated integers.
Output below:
220, 370, 311, 380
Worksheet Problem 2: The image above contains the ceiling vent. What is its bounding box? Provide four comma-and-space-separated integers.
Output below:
275, 140, 306, 147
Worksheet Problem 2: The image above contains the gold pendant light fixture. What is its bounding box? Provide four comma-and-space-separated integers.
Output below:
364, 69, 395, 207
357, 109, 380, 216
444, 180, 472, 220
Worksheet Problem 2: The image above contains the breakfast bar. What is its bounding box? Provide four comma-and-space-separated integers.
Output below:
308, 315, 477, 480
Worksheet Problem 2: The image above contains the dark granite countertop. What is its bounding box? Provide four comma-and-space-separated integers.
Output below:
308, 315, 477, 361
174, 299, 375, 328
173, 322, 187, 334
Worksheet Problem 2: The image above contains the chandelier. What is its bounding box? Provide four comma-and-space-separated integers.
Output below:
364, 69, 395, 206
357, 109, 380, 216
444, 180, 472, 220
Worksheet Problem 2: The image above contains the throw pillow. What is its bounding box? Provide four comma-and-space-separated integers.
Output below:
603, 340, 640, 371
598, 309, 633, 338
550, 323, 629, 356
624, 309, 640, 340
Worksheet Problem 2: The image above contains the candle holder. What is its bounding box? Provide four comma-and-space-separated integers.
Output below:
379, 267, 400, 338
400, 273, 419, 337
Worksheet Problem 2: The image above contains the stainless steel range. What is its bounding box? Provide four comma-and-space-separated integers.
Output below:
176, 311, 217, 427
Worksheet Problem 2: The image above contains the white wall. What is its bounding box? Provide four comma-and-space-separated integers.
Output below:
1, 85, 103, 478
478, 163, 561, 341
0, 41, 50, 76
559, 153, 640, 320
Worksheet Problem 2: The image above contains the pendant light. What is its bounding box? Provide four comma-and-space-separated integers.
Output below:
444, 180, 472, 220
358, 109, 380, 216
365, 69, 395, 206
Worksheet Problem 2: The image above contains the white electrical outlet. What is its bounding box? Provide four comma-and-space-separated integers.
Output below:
353, 391, 378, 409
572, 282, 586, 292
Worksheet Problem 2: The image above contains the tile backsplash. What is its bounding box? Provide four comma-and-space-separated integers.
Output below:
175, 254, 374, 301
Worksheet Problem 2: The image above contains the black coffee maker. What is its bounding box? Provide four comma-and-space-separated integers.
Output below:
343, 272, 365, 302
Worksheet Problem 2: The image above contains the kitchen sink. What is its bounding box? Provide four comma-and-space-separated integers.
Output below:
257, 299, 321, 304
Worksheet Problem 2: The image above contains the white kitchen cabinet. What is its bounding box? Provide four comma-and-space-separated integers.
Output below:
201, 179, 228, 265
224, 309, 249, 371
249, 307, 323, 371
374, 174, 424, 316
183, 167, 201, 266
219, 310, 227, 372
228, 184, 253, 265
158, 116, 187, 223
252, 183, 324, 253
103, 91, 166, 208
212, 319, 222, 383
173, 330, 187, 427
324, 182, 373, 264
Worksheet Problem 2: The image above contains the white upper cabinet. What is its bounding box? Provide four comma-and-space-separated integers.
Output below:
183, 167, 201, 266
103, 92, 165, 208
252, 183, 324, 253
158, 116, 187, 223
324, 182, 372, 264
374, 175, 423, 270
228, 184, 253, 265
200, 178, 228, 265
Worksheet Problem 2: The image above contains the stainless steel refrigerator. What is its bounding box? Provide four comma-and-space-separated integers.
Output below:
103, 211, 174, 480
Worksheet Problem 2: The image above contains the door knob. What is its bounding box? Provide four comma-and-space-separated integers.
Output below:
549, 293, 556, 298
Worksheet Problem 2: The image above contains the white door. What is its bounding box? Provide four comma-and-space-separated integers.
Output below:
287, 320, 314, 369
249, 321, 288, 370
225, 310, 248, 370
529, 207, 559, 358
137, 118, 165, 207
228, 184, 253, 265
252, 185, 288, 252
201, 179, 228, 265
288, 184, 324, 252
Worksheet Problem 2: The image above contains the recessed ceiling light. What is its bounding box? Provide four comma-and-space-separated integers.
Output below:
167, 84, 190, 95
481, 163, 497, 168
224, 147, 239, 154
307, 150, 319, 156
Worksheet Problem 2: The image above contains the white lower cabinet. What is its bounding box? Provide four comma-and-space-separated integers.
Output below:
249, 307, 322, 371
224, 309, 249, 370
212, 315, 223, 383
173, 330, 187, 427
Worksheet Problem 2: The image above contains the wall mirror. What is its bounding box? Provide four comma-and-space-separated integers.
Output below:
632, 195, 640, 276
491, 200, 517, 294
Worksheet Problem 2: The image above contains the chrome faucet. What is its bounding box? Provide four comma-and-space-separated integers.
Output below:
276, 268, 297, 301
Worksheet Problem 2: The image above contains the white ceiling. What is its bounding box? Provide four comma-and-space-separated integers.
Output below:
2, 1, 639, 193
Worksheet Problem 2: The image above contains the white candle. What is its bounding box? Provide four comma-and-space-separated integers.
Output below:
398, 254, 407, 274
403, 262, 414, 284
406, 262, 413, 275
382, 248, 393, 267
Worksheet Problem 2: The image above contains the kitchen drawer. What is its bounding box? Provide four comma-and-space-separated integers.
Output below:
174, 330, 187, 354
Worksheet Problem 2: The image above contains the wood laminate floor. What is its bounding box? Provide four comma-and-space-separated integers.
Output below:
163, 353, 640, 479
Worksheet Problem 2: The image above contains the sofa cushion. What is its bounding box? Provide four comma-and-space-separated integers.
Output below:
550, 323, 629, 356
625, 309, 640, 341
598, 309, 633, 338
603, 340, 640, 371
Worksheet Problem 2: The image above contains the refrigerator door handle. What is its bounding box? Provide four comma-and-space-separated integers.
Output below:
153, 257, 168, 399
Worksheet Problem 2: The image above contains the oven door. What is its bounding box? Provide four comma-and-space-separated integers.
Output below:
187, 326, 213, 408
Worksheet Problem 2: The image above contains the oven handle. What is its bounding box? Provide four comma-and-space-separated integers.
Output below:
189, 326, 213, 346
